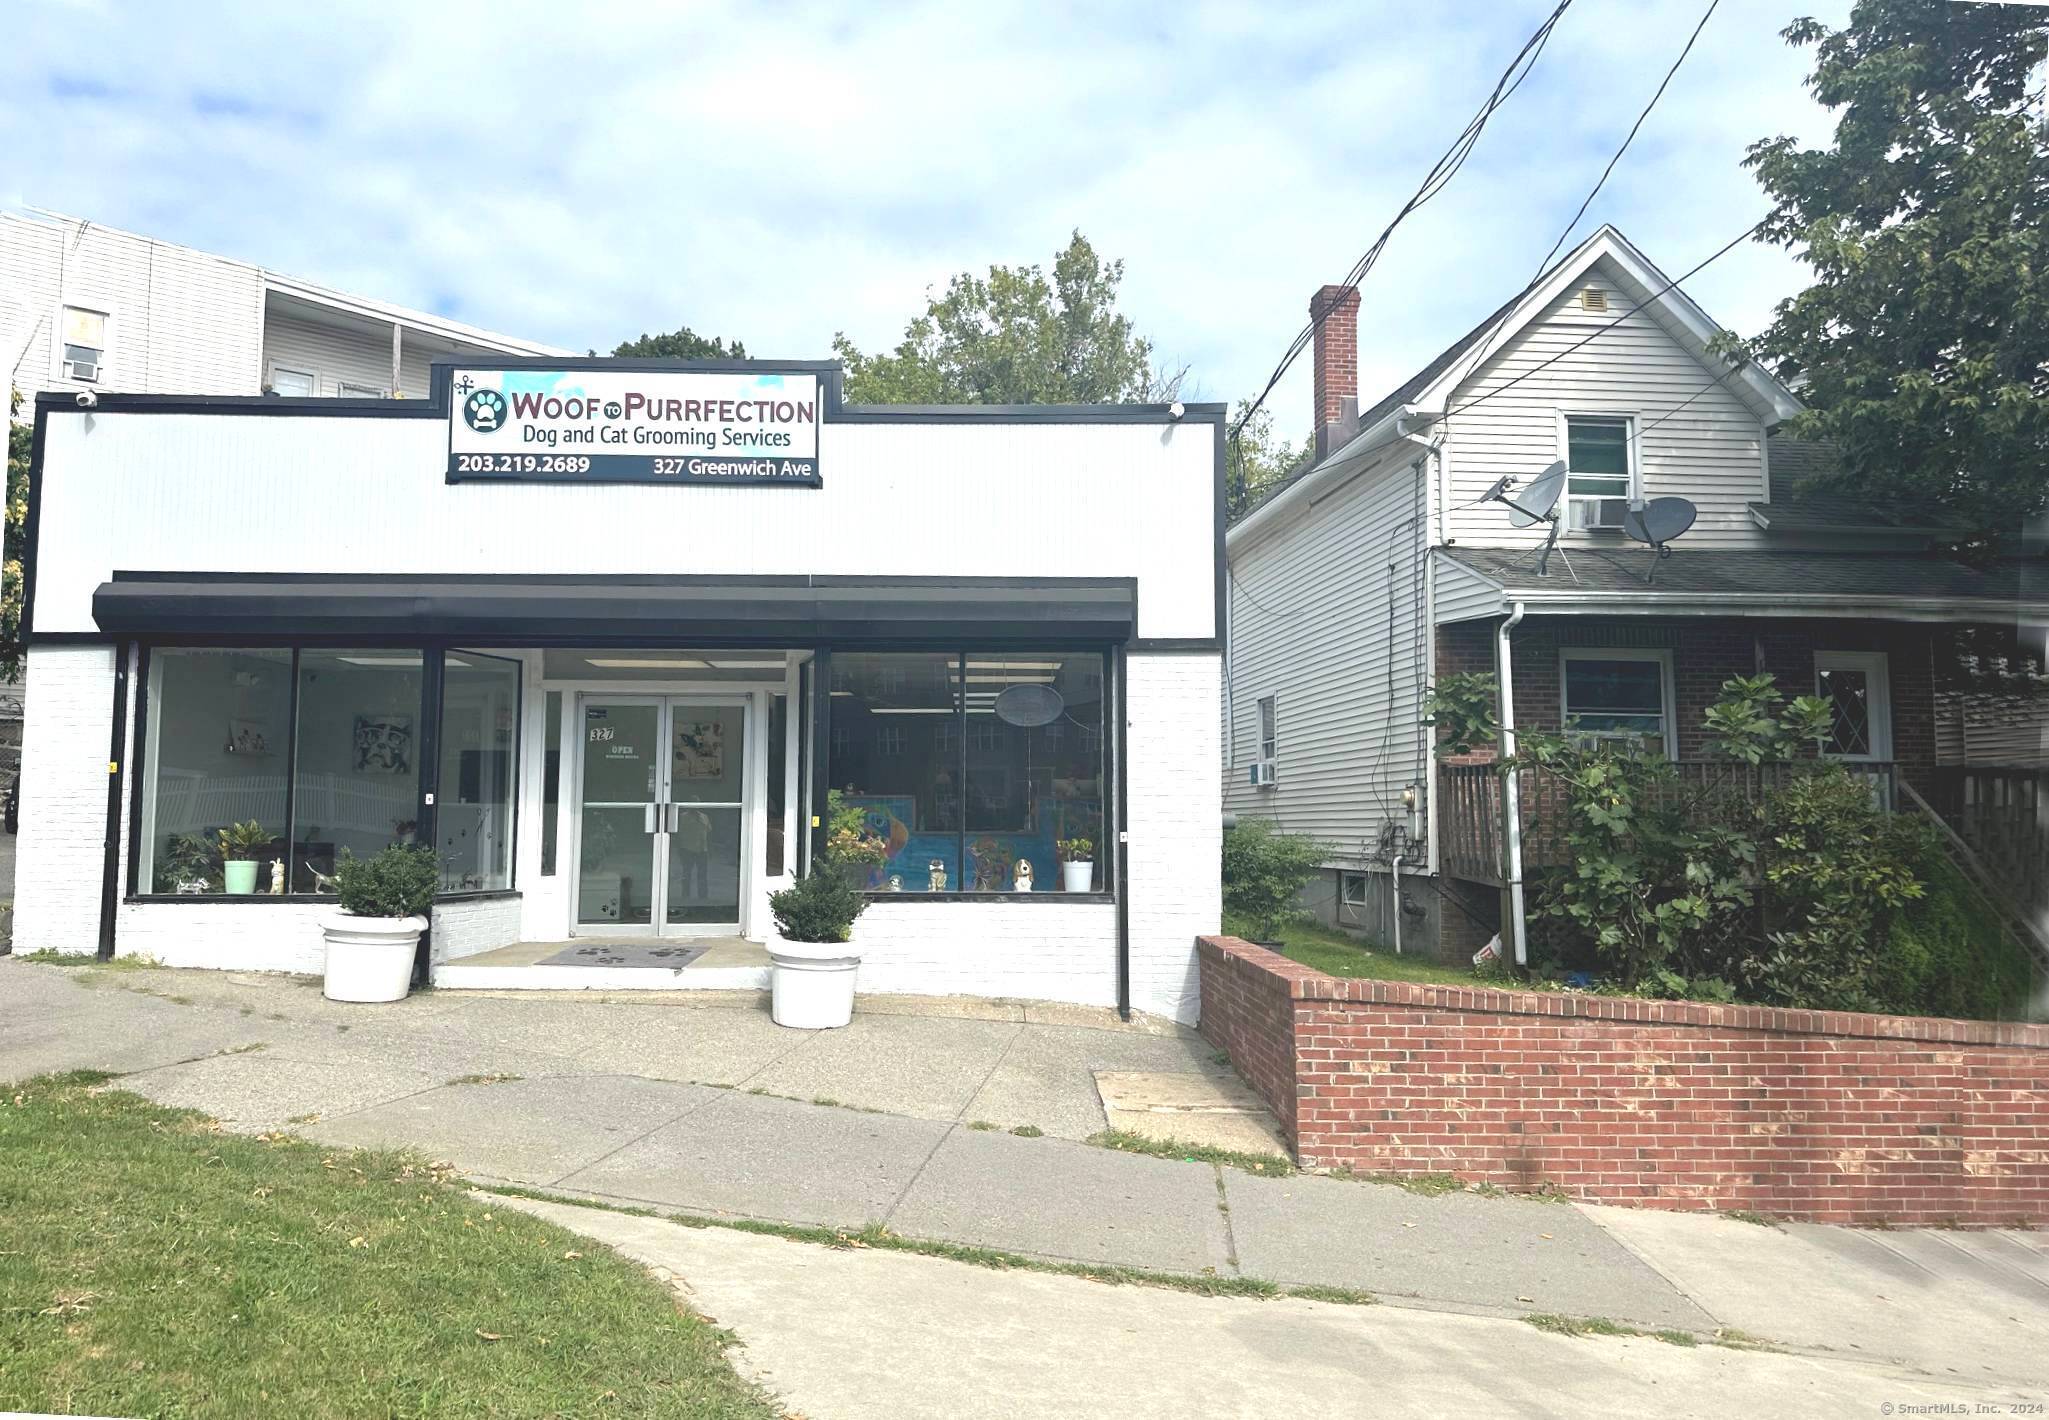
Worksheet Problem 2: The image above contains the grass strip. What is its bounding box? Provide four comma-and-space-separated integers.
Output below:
0, 1073, 779, 1419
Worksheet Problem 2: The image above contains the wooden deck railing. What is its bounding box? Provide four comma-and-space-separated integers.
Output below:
1914, 767, 2047, 924
1437, 759, 1900, 888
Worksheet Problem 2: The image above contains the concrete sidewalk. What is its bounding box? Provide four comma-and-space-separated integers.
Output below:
5, 956, 2046, 1388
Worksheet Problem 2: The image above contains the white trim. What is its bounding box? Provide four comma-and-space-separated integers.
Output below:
1558, 646, 1678, 758
266, 363, 318, 397
1814, 650, 1893, 763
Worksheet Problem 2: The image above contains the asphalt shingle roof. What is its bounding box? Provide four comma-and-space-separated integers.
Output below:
1443, 546, 2044, 604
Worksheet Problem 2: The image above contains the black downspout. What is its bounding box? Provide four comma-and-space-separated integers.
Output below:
1114, 642, 1130, 1020
808, 649, 831, 873
411, 647, 445, 985
96, 643, 132, 961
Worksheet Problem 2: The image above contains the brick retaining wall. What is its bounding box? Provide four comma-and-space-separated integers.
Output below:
1197, 936, 2049, 1225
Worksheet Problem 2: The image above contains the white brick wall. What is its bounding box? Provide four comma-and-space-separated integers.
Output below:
1125, 652, 1223, 1022
432, 896, 524, 964
118, 901, 332, 972
849, 900, 1121, 1007
14, 645, 116, 955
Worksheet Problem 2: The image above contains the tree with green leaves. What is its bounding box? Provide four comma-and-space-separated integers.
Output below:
1226, 399, 1313, 520
607, 327, 746, 360
4, 390, 29, 679
832, 231, 1179, 405
1746, 0, 2049, 550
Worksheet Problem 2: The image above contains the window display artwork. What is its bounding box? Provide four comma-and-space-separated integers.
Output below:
225, 719, 273, 756
353, 714, 414, 774
674, 720, 726, 779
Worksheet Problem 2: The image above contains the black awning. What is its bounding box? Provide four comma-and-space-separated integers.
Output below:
91, 574, 1138, 644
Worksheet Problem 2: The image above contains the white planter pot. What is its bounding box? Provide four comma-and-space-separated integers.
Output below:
321, 914, 427, 1003
223, 860, 260, 895
1061, 861, 1095, 893
768, 939, 862, 1029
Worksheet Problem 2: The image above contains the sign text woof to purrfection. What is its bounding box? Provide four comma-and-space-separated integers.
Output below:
447, 368, 821, 485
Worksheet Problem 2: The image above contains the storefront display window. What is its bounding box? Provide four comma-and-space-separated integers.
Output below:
829, 653, 961, 891
826, 650, 1108, 894
291, 651, 424, 890
439, 653, 520, 892
136, 649, 292, 894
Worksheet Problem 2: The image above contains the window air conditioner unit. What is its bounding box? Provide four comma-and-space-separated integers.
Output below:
1248, 760, 1277, 788
63, 351, 101, 383
1570, 497, 1629, 531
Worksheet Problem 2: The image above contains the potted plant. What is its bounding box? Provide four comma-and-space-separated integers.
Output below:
321, 843, 437, 1003
765, 864, 869, 1029
156, 831, 222, 894
216, 820, 272, 895
1057, 837, 1095, 893
824, 789, 889, 888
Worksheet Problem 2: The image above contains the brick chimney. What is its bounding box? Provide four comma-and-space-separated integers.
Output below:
1310, 283, 1361, 460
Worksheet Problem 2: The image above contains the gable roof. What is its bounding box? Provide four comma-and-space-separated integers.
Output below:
1230, 226, 1804, 546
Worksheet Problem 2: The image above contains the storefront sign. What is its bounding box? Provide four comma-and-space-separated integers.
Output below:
447, 368, 821, 485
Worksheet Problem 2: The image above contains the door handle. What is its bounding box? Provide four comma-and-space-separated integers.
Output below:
668, 803, 682, 833
645, 803, 658, 835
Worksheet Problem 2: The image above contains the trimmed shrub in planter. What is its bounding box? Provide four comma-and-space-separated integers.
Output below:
322, 845, 437, 1004
766, 866, 870, 1029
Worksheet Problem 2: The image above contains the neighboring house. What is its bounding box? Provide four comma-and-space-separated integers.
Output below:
1224, 225, 2048, 962
2, 206, 567, 407
0, 207, 568, 739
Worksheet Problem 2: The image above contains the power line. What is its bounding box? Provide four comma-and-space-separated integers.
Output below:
1228, 0, 1576, 446
1441, 215, 1767, 423
1449, 0, 1726, 395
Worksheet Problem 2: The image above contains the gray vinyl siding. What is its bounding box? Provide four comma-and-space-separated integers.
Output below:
1432, 553, 1505, 624
1225, 446, 1431, 864
2, 213, 261, 401
1442, 259, 1769, 551
261, 312, 413, 397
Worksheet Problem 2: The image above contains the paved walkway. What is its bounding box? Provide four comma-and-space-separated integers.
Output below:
5, 956, 2047, 1394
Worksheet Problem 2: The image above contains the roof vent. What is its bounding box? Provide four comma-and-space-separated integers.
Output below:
1579, 286, 1609, 313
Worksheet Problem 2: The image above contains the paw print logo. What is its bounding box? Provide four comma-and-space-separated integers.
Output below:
462, 388, 507, 433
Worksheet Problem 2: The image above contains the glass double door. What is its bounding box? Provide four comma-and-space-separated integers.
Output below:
576, 696, 747, 936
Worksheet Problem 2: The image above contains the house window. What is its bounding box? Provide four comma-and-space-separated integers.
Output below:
1340, 872, 1367, 908
337, 382, 385, 398
1258, 695, 1277, 761
876, 725, 908, 756
1564, 415, 1633, 527
61, 306, 107, 382
1560, 650, 1673, 756
268, 366, 316, 397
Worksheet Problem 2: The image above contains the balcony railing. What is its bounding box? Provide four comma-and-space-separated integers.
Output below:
1438, 759, 1900, 887
1914, 767, 2047, 925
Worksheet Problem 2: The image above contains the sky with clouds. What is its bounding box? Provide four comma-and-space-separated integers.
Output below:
5, 0, 1849, 432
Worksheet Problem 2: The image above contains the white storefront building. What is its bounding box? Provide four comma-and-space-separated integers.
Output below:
16, 360, 1224, 1022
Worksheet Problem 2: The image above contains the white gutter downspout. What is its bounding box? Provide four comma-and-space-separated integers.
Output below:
1395, 413, 1442, 878
1496, 601, 1529, 966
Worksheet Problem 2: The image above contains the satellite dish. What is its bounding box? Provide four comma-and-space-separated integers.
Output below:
993, 683, 1064, 728
1623, 496, 1697, 547
1502, 461, 1566, 528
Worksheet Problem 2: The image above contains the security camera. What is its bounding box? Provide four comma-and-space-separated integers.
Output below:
74, 389, 97, 409
1168, 401, 1186, 420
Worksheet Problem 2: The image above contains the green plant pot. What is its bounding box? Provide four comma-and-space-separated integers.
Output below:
223, 859, 260, 895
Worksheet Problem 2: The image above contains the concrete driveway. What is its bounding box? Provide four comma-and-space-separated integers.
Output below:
5, 955, 2046, 1403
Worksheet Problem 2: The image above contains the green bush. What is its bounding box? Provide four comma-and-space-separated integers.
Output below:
1872, 852, 2041, 1020
1222, 819, 1331, 941
769, 868, 869, 943
331, 844, 438, 919
1747, 767, 1927, 1010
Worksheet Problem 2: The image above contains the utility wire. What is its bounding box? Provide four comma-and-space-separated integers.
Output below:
1447, 0, 1726, 396
1228, 0, 1575, 446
